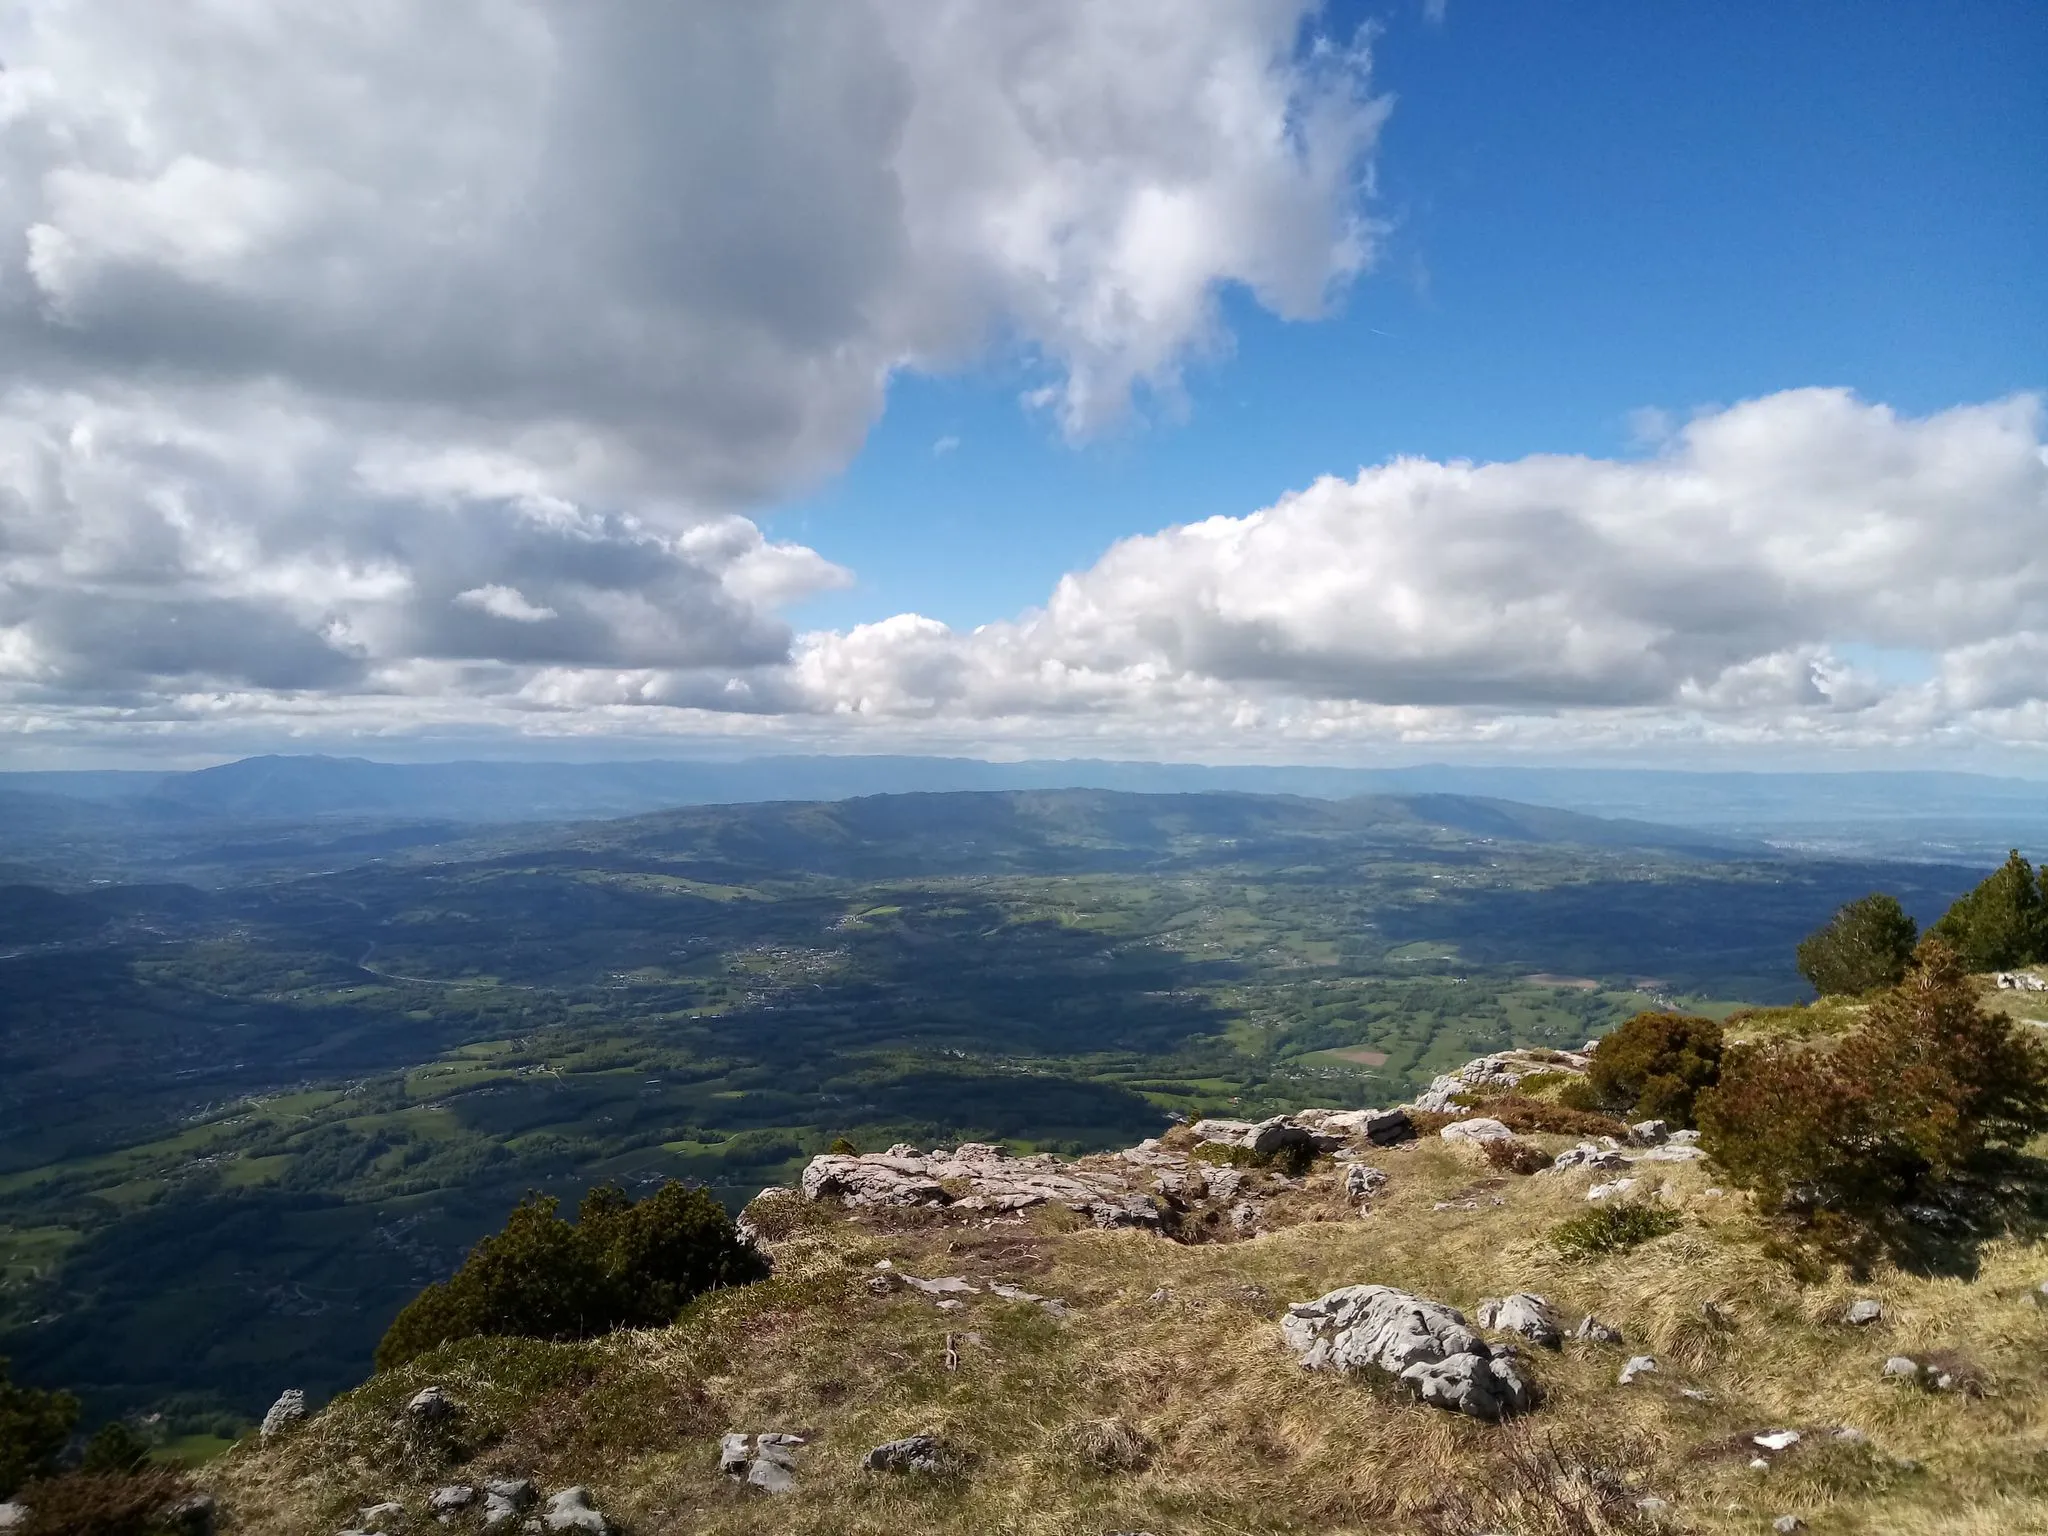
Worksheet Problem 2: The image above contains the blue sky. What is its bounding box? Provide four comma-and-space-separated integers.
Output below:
2, 1, 2045, 767
772, 0, 2048, 633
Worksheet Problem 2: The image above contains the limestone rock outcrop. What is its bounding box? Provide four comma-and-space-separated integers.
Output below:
1281, 1284, 1541, 1421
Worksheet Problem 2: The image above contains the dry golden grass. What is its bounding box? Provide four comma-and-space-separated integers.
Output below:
206, 1135, 2048, 1536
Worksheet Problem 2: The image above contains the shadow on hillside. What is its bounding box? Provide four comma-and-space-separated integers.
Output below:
1875, 1152, 2048, 1280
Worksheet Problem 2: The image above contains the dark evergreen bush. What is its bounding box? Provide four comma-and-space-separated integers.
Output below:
1698, 941, 2048, 1219
1577, 1012, 1724, 1127
1929, 850, 2048, 971
0, 1356, 78, 1498
376, 1181, 768, 1371
1796, 892, 1919, 997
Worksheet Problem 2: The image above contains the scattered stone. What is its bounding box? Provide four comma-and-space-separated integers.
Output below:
719, 1433, 753, 1476
1846, 1298, 1884, 1326
359, 1503, 407, 1530
1749, 1457, 1771, 1472
1477, 1293, 1563, 1348
1440, 1117, 1515, 1144
1679, 1387, 1715, 1403
1995, 970, 2048, 991
1754, 1430, 1802, 1452
480, 1479, 536, 1531
862, 1433, 949, 1474
1773, 1518, 1805, 1534
0, 1507, 27, 1533
1586, 1178, 1638, 1201
542, 1485, 610, 1533
902, 1274, 979, 1296
1637, 1143, 1707, 1163
1345, 1163, 1389, 1201
1575, 1315, 1624, 1346
260, 1388, 307, 1441
160, 1493, 216, 1534
1281, 1284, 1539, 1420
428, 1485, 477, 1516
1314, 1106, 1416, 1145
936, 1297, 966, 1311
1205, 1167, 1246, 1200
1832, 1427, 1869, 1446
1629, 1119, 1669, 1145
1229, 1200, 1260, 1231
406, 1385, 456, 1421
1882, 1356, 1921, 1381
1618, 1355, 1658, 1385
746, 1433, 803, 1497
1667, 1129, 1701, 1145
1548, 1141, 1630, 1174
1701, 1187, 1725, 1198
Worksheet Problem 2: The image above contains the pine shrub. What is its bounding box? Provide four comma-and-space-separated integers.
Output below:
1551, 1203, 1681, 1260
1579, 1012, 1724, 1127
1698, 941, 2048, 1219
376, 1181, 768, 1371
1929, 849, 2048, 971
0, 1357, 77, 1499
1796, 892, 1919, 996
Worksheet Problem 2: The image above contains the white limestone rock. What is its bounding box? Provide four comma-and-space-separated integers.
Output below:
1476, 1292, 1563, 1348
259, 1388, 306, 1441
1281, 1284, 1539, 1421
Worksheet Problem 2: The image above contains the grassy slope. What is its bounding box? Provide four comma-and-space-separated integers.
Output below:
210, 1117, 2048, 1535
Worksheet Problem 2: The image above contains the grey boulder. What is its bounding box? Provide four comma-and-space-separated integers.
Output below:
259, 1388, 307, 1441
1399, 1349, 1540, 1421
1344, 1163, 1389, 1201
406, 1386, 456, 1422
427, 1485, 477, 1515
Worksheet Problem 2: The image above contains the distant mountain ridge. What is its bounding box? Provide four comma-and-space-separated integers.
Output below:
3, 752, 2044, 861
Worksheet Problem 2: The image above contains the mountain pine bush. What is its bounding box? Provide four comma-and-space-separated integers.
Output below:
1562, 1011, 1723, 1127
376, 1181, 769, 1371
0, 1356, 77, 1499
1929, 849, 2048, 971
1796, 891, 1919, 996
1698, 940, 2048, 1219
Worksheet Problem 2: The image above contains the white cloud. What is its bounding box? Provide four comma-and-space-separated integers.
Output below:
782, 390, 2048, 753
0, 0, 1386, 741
454, 586, 557, 625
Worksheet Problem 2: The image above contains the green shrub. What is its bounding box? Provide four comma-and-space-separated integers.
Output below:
1582, 1012, 1724, 1127
1929, 849, 2048, 971
1797, 892, 1919, 996
10, 1468, 198, 1536
1698, 941, 2048, 1219
79, 1422, 151, 1476
1466, 1093, 1630, 1140
1551, 1203, 1681, 1260
0, 1356, 78, 1499
375, 1181, 769, 1371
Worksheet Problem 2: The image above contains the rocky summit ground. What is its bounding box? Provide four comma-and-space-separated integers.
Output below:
197, 1033, 2048, 1536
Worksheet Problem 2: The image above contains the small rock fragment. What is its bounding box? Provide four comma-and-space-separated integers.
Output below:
406, 1385, 456, 1421
0, 1507, 27, 1534
1441, 1117, 1515, 1144
1846, 1298, 1884, 1326
1754, 1430, 1801, 1452
428, 1485, 477, 1515
1575, 1315, 1624, 1346
1629, 1119, 1669, 1145
862, 1433, 948, 1474
1345, 1163, 1389, 1201
1477, 1293, 1563, 1348
1882, 1356, 1921, 1381
1773, 1518, 1805, 1534
480, 1479, 536, 1531
1618, 1355, 1658, 1385
359, 1503, 407, 1530
542, 1485, 609, 1533
1586, 1178, 1637, 1201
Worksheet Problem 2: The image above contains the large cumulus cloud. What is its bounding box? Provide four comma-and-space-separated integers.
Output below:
792, 389, 2048, 751
0, 0, 1382, 730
